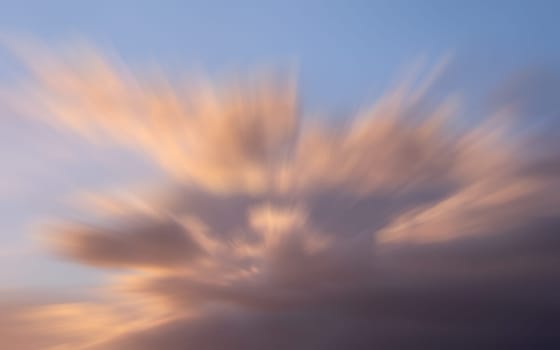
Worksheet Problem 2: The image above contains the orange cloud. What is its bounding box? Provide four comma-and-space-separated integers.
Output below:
2, 42, 560, 349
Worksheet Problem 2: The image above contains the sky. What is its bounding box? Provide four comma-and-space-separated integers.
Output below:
1, 1, 559, 105
0, 1, 560, 349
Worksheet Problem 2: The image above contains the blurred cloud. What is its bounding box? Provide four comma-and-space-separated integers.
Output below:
1, 42, 559, 349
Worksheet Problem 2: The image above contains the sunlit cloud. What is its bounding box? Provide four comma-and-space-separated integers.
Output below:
1, 41, 560, 349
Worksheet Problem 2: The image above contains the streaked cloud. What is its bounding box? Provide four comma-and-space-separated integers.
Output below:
1, 42, 559, 349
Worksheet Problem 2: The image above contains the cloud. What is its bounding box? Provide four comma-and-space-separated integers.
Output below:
46, 218, 204, 269
1, 42, 560, 349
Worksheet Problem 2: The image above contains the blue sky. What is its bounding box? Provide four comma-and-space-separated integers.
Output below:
0, 0, 559, 289
1, 1, 559, 108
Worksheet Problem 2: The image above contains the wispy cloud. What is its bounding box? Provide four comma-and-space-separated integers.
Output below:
1, 42, 560, 349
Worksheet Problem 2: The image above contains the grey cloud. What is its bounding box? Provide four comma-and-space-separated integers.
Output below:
97, 215, 560, 349
49, 218, 204, 269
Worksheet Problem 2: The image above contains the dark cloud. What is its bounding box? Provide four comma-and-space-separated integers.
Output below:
48, 219, 204, 269
98, 216, 560, 349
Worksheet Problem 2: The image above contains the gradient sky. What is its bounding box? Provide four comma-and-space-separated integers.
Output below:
0, 0, 559, 288
1, 3, 560, 349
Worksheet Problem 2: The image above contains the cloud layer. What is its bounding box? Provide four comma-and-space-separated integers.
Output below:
2, 43, 560, 349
